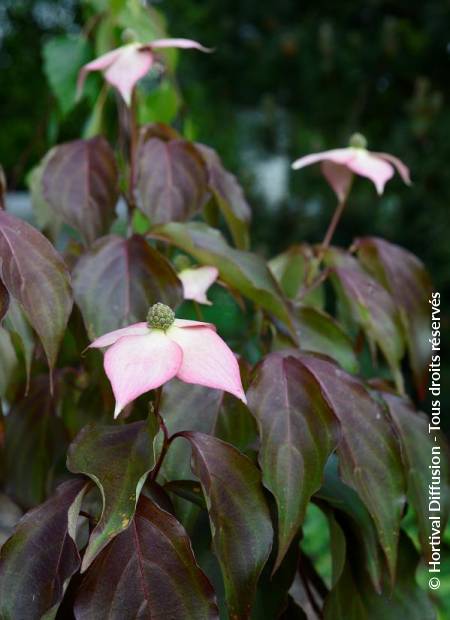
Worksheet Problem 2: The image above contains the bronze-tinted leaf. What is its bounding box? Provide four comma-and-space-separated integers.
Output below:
247, 353, 339, 570
197, 143, 251, 249
0, 479, 86, 619
0, 210, 72, 369
42, 136, 119, 244
67, 419, 161, 571
355, 237, 432, 397
73, 234, 182, 339
178, 431, 273, 619
136, 136, 208, 224
74, 496, 219, 620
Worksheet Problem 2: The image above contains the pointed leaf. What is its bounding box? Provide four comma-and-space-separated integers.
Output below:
73, 234, 182, 339
178, 431, 273, 619
355, 237, 432, 397
197, 144, 251, 249
0, 479, 86, 619
269, 244, 324, 308
247, 353, 339, 570
42, 136, 119, 244
0, 210, 72, 369
153, 222, 295, 334
296, 353, 406, 581
136, 136, 208, 224
74, 495, 219, 619
67, 420, 160, 571
4, 298, 35, 388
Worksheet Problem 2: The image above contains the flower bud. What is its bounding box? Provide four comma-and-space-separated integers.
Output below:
349, 132, 368, 149
147, 303, 175, 331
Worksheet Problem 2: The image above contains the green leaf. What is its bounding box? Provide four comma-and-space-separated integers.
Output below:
269, 244, 324, 308
197, 144, 251, 250
0, 210, 72, 370
4, 376, 67, 508
177, 432, 273, 619
380, 391, 450, 559
0, 327, 18, 397
293, 305, 358, 373
136, 136, 208, 225
73, 234, 182, 339
355, 237, 432, 398
67, 420, 161, 571
247, 353, 338, 570
152, 221, 295, 334
0, 479, 86, 619
42, 137, 119, 245
4, 298, 35, 389
74, 496, 219, 619
297, 353, 406, 582
324, 534, 435, 620
43, 34, 92, 116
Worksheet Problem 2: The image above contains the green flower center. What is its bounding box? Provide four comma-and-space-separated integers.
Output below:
147, 303, 175, 331
349, 132, 368, 149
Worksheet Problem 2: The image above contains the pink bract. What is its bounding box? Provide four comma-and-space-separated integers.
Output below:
77, 38, 211, 106
90, 318, 246, 417
178, 266, 219, 305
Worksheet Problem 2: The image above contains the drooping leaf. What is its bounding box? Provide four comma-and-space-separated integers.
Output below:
197, 144, 251, 250
0, 327, 18, 397
74, 495, 219, 620
67, 419, 161, 571
0, 479, 86, 620
380, 391, 450, 559
0, 279, 9, 322
42, 137, 119, 244
136, 135, 208, 225
152, 221, 295, 334
73, 234, 182, 339
4, 298, 35, 388
43, 34, 92, 116
177, 431, 273, 619
269, 244, 324, 308
247, 353, 339, 570
324, 534, 435, 620
355, 237, 432, 397
296, 353, 406, 581
327, 250, 405, 390
0, 210, 72, 370
293, 305, 358, 374
4, 376, 67, 508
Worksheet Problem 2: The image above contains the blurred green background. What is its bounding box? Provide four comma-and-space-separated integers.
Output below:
0, 0, 449, 423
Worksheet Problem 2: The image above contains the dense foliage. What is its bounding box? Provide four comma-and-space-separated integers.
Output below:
0, 1, 448, 618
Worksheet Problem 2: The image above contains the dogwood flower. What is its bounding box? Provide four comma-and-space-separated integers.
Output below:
77, 38, 211, 105
178, 266, 219, 305
90, 303, 246, 417
292, 133, 411, 201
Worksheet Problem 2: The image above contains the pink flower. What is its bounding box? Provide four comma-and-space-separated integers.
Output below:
291, 133, 411, 201
89, 303, 246, 418
77, 38, 211, 106
178, 266, 219, 305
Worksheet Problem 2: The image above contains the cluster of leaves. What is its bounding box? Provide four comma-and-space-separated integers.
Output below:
0, 4, 449, 620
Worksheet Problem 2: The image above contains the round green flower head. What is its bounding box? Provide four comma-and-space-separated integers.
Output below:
147, 303, 175, 331
349, 132, 368, 149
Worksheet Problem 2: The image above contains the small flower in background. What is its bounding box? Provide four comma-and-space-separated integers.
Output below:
90, 302, 246, 418
292, 132, 411, 200
77, 38, 211, 105
178, 266, 219, 305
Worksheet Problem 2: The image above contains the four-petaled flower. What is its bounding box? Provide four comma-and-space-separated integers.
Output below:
90, 303, 246, 418
178, 266, 219, 305
292, 133, 411, 201
77, 38, 211, 106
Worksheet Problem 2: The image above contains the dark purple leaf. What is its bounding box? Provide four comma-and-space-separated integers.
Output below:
74, 495, 219, 620
0, 479, 87, 619
0, 279, 9, 322
247, 353, 339, 570
0, 210, 72, 369
73, 234, 182, 339
42, 136, 119, 244
296, 353, 406, 581
67, 419, 161, 571
136, 136, 208, 224
197, 143, 251, 249
178, 431, 273, 619
355, 237, 432, 397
